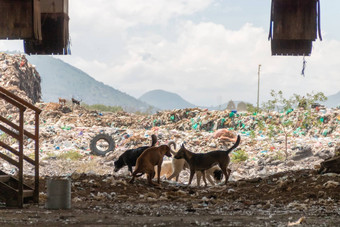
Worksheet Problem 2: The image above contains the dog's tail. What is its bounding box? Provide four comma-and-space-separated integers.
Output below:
225, 135, 241, 155
150, 134, 158, 146
167, 141, 177, 156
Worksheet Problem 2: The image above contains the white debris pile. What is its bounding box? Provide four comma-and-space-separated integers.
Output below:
1, 105, 337, 181
0, 53, 41, 104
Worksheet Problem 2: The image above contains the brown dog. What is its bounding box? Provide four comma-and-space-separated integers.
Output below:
166, 141, 218, 185
129, 145, 172, 186
174, 135, 240, 186
58, 98, 66, 106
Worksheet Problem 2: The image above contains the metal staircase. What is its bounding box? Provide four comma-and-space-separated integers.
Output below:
0, 86, 41, 208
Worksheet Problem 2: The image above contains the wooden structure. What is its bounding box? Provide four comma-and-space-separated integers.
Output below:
0, 0, 70, 55
268, 0, 322, 56
0, 0, 42, 40
0, 87, 41, 208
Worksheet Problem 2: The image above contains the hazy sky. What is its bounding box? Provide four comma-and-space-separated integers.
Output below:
1, 0, 339, 106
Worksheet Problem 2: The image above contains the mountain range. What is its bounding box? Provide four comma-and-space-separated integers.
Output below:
324, 91, 340, 108
26, 55, 154, 112
139, 89, 196, 110
25, 55, 339, 111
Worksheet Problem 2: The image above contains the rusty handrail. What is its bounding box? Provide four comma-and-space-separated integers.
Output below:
0, 86, 41, 207
0, 115, 35, 139
0, 86, 41, 113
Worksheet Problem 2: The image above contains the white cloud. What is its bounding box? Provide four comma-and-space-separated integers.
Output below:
70, 0, 213, 31
65, 16, 340, 106
3, 0, 339, 107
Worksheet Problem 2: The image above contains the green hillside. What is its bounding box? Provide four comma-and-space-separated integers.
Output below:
26, 55, 154, 112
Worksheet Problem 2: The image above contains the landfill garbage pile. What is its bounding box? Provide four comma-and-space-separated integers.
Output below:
0, 53, 41, 125
1, 97, 339, 181
0, 53, 41, 104
0, 53, 339, 181
1, 55, 340, 225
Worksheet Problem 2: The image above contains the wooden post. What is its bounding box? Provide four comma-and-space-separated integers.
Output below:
18, 109, 24, 208
34, 112, 40, 203
257, 64, 261, 112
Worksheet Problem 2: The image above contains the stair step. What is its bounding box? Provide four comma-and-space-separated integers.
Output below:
21, 189, 34, 198
0, 175, 10, 183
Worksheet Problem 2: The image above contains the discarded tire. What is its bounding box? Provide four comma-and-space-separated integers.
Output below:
90, 133, 115, 156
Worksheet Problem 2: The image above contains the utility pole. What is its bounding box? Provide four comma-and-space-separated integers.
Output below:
257, 64, 261, 112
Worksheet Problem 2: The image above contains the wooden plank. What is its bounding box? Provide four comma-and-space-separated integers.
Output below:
0, 140, 35, 166
0, 153, 19, 167
271, 39, 312, 56
0, 93, 26, 112
273, 0, 317, 40
0, 181, 17, 196
33, 0, 42, 40
0, 141, 19, 155
24, 13, 69, 55
41, 0, 64, 13
0, 115, 35, 139
0, 124, 19, 140
0, 175, 10, 183
34, 112, 40, 203
0, 87, 41, 114
22, 189, 34, 198
0, 0, 34, 39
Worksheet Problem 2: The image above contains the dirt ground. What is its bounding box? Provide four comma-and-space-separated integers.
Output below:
0, 169, 340, 226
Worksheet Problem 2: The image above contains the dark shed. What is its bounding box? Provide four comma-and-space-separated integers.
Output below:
268, 0, 322, 56
24, 0, 70, 55
0, 0, 70, 55
0, 0, 42, 40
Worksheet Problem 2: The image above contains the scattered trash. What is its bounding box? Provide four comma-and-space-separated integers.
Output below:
288, 216, 306, 226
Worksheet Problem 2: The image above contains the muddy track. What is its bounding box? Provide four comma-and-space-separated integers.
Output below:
1, 169, 339, 226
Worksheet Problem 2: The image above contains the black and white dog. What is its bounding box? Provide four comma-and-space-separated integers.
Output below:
114, 134, 157, 173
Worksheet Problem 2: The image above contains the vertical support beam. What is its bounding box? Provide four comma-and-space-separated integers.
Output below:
257, 64, 261, 112
33, 0, 42, 40
33, 112, 40, 203
18, 109, 25, 208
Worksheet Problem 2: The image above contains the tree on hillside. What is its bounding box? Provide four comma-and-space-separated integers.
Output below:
262, 90, 327, 112
261, 90, 328, 160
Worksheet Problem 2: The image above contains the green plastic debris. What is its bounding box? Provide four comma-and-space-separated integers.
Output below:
286, 108, 293, 115
221, 118, 226, 126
